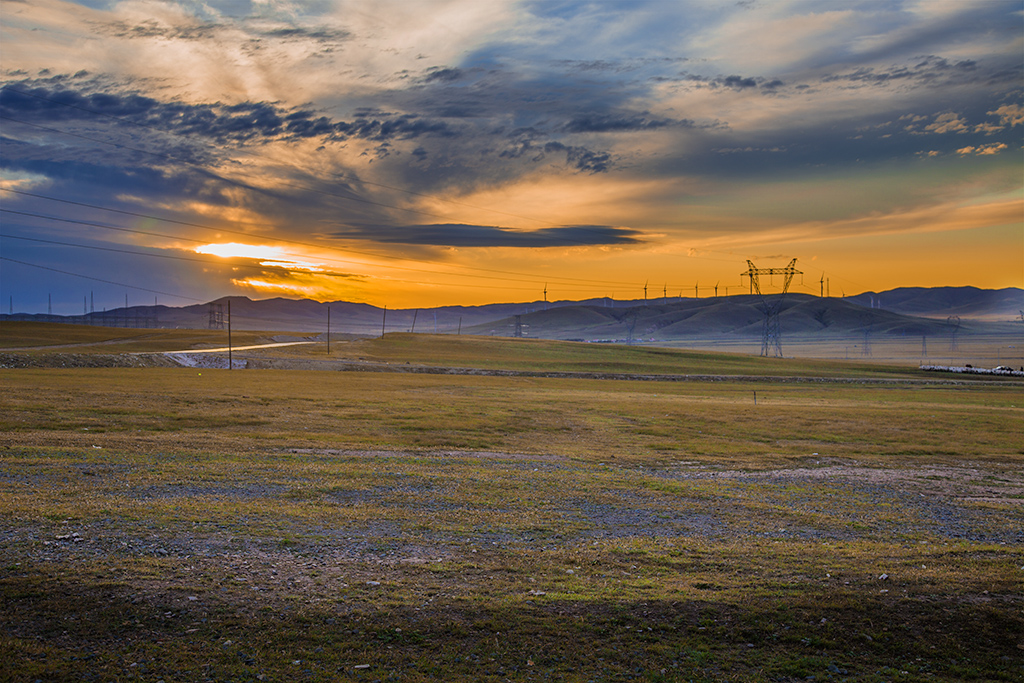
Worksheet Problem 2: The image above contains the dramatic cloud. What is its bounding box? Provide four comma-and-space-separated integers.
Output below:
0, 0, 1020, 311
334, 224, 642, 248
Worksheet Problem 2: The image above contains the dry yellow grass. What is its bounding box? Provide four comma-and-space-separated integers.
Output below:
1, 329, 1022, 682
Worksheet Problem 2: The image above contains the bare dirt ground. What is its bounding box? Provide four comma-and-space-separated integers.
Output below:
694, 463, 1024, 505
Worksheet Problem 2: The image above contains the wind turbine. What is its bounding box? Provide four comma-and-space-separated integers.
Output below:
714, 281, 719, 297
643, 280, 648, 305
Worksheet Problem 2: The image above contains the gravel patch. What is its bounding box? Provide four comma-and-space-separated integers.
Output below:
2, 450, 1021, 574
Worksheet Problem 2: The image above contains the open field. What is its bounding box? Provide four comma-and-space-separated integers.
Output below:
1, 323, 1022, 681
651, 334, 1024, 370
3, 320, 1022, 370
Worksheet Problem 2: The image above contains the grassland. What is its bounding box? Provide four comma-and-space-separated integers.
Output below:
1, 322, 1022, 682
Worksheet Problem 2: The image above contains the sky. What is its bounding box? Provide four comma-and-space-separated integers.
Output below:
1, 0, 1022, 314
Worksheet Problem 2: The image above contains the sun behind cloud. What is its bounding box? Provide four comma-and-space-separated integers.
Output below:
194, 243, 285, 260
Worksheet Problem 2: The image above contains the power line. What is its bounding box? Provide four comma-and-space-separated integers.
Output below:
1, 85, 592, 227
2, 87, 864, 295
0, 205, 627, 292
0, 256, 204, 302
1, 86, 767, 266
0, 232, 578, 294
0, 190, 640, 288
0, 109, 635, 252
0, 233, 348, 278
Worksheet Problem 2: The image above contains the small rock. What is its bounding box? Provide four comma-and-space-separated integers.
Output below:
878, 573, 888, 580
354, 664, 370, 669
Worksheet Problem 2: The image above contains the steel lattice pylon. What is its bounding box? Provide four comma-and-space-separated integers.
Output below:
742, 258, 801, 357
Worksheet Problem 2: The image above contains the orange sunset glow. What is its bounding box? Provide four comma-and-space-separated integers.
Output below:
0, 0, 1020, 313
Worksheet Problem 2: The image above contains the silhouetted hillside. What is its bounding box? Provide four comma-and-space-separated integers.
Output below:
846, 286, 1023, 321
4, 288, 1021, 343
465, 294, 994, 342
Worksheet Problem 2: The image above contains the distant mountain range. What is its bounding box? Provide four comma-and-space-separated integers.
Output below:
4, 287, 1022, 341
844, 286, 1023, 321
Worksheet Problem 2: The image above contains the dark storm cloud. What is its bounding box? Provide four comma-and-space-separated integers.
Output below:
100, 19, 220, 41
0, 134, 293, 211
0, 83, 288, 144
259, 26, 351, 43
422, 67, 465, 83
496, 129, 611, 173
0, 82, 459, 145
677, 72, 785, 92
333, 223, 642, 248
720, 75, 758, 89
98, 18, 350, 44
821, 56, 984, 87
561, 112, 676, 133
543, 143, 611, 174
334, 114, 459, 141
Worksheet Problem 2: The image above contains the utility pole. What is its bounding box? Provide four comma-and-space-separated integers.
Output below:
48, 293, 52, 315
457, 316, 462, 335
411, 309, 418, 333
695, 282, 698, 299
381, 305, 387, 337
327, 305, 331, 355
228, 299, 233, 370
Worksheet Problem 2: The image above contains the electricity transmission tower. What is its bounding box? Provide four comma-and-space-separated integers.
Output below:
947, 316, 960, 352
512, 314, 528, 338
208, 303, 225, 329
742, 258, 801, 357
